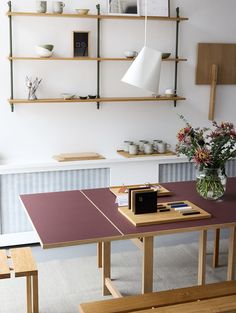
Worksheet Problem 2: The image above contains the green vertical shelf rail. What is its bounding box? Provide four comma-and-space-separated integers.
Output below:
174, 7, 180, 107
96, 4, 101, 109
8, 1, 14, 112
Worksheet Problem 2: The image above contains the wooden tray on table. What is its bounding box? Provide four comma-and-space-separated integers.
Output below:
118, 200, 211, 227
110, 183, 172, 198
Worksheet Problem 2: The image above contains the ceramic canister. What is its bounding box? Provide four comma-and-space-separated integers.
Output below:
129, 144, 138, 155
52, 1, 65, 14
139, 140, 148, 152
123, 141, 133, 152
36, 1, 47, 13
153, 140, 162, 151
144, 143, 153, 154
157, 142, 171, 153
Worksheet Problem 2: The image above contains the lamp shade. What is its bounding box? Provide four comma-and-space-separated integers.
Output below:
121, 46, 162, 94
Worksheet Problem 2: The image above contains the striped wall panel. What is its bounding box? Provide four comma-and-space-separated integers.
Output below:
0, 168, 109, 234
159, 159, 236, 183
159, 162, 196, 183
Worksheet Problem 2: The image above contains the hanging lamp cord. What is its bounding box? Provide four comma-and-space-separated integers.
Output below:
144, 0, 147, 46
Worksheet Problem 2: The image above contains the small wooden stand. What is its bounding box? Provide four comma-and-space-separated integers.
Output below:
196, 43, 236, 120
110, 183, 172, 197
209, 64, 218, 121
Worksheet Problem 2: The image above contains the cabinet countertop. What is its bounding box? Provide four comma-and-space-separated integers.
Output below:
0, 154, 188, 174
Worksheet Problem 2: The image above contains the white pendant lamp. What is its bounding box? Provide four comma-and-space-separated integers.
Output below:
121, 0, 162, 94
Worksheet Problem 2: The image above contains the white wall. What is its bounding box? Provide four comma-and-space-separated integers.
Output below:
0, 0, 236, 163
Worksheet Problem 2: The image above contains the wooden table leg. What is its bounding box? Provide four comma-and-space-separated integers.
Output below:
213, 228, 220, 268
102, 241, 111, 296
142, 236, 154, 294
32, 274, 39, 313
227, 226, 236, 281
198, 229, 207, 285
26, 276, 32, 313
97, 242, 102, 268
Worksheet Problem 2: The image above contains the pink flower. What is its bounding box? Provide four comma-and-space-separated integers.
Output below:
176, 116, 236, 168
177, 127, 191, 142
230, 130, 236, 138
220, 122, 233, 130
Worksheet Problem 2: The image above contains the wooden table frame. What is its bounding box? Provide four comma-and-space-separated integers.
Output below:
98, 225, 236, 297
20, 179, 236, 298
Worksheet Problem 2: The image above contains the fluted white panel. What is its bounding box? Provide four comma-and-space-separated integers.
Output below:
226, 159, 236, 177
159, 160, 236, 183
159, 162, 196, 183
0, 168, 109, 234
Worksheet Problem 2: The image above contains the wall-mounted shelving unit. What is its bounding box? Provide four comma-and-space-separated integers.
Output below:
7, 2, 188, 112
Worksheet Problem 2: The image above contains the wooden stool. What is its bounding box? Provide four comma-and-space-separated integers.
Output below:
0, 247, 38, 313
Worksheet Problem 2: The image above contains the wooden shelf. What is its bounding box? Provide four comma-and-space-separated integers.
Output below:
8, 96, 186, 104
7, 12, 188, 21
8, 56, 187, 62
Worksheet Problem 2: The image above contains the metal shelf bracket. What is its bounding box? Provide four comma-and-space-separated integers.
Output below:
96, 4, 101, 110
8, 1, 14, 112
174, 7, 180, 107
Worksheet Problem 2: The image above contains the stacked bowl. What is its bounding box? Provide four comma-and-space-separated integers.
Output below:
35, 44, 54, 58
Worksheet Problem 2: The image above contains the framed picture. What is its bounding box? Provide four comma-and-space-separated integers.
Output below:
108, 0, 140, 16
73, 31, 90, 57
140, 0, 170, 17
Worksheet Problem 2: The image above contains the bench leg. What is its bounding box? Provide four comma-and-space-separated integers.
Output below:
26, 276, 32, 313
142, 236, 153, 294
213, 228, 220, 268
102, 241, 111, 296
32, 274, 39, 313
198, 229, 207, 285
227, 226, 236, 281
26, 274, 39, 313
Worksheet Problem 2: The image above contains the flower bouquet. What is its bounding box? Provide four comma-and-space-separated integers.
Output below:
176, 115, 236, 200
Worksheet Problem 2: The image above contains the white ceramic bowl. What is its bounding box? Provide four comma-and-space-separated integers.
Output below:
124, 50, 138, 58
38, 44, 54, 51
35, 46, 53, 58
162, 52, 171, 59
61, 93, 75, 100
164, 88, 175, 97
75, 9, 89, 15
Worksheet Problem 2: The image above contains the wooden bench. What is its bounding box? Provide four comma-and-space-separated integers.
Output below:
79, 281, 236, 313
0, 247, 38, 313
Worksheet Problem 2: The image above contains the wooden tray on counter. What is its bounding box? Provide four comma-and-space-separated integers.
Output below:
117, 150, 175, 158
53, 152, 105, 162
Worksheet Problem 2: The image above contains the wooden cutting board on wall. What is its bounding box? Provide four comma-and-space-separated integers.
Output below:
196, 43, 236, 84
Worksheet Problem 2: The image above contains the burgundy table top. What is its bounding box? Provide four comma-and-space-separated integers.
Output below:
20, 178, 236, 248
21, 190, 122, 248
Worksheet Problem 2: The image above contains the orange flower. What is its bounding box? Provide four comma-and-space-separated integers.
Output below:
193, 148, 211, 165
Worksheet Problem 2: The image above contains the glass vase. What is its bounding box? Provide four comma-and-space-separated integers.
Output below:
196, 167, 227, 200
